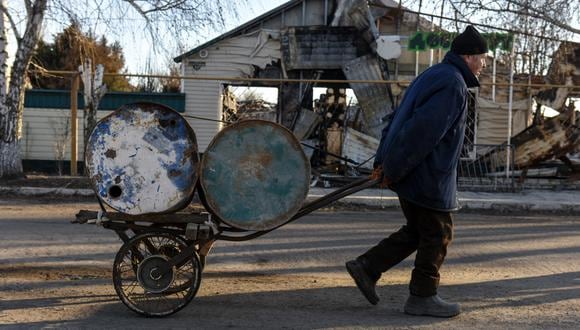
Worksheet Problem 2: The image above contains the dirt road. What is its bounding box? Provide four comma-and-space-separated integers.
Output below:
1, 197, 580, 329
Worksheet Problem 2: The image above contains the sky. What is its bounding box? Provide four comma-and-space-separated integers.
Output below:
6, 0, 578, 73
118, 0, 289, 73
5, 0, 578, 90
5, 0, 288, 75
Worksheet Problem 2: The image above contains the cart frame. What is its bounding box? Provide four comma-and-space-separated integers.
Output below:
73, 177, 378, 317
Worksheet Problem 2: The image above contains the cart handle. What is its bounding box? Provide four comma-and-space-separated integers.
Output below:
217, 177, 380, 241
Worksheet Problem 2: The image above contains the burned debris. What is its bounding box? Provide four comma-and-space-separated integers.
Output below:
175, 0, 578, 190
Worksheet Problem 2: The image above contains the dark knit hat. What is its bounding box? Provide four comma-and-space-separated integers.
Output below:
450, 25, 488, 55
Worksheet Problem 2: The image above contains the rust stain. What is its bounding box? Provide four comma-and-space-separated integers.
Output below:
257, 152, 273, 167
169, 169, 182, 177
238, 152, 273, 181
104, 149, 117, 159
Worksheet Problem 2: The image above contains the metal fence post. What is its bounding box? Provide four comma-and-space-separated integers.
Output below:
70, 73, 80, 176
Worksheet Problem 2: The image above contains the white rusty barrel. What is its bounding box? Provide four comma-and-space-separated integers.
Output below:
199, 120, 311, 231
85, 102, 199, 215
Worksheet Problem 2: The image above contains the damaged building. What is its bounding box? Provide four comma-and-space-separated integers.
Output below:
471, 41, 580, 185
173, 0, 579, 188
173, 0, 422, 158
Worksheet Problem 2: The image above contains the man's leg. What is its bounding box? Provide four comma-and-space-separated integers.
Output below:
361, 224, 420, 275
346, 198, 420, 305
407, 202, 453, 296
399, 200, 459, 317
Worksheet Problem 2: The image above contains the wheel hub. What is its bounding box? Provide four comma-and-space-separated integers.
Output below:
137, 255, 174, 293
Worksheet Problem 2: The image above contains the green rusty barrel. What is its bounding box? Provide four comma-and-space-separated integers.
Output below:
199, 120, 311, 231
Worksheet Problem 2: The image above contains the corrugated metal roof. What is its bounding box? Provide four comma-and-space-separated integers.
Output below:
342, 54, 392, 138
342, 127, 379, 170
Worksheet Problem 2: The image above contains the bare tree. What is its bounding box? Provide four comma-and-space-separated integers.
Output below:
135, 62, 182, 93
0, 0, 248, 180
0, 0, 47, 179
402, 0, 579, 75
80, 61, 107, 147
441, 0, 579, 33
52, 115, 70, 176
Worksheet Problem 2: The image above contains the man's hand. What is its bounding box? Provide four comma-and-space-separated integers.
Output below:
370, 166, 392, 188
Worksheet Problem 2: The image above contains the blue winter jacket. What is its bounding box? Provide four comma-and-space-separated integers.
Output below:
374, 51, 480, 211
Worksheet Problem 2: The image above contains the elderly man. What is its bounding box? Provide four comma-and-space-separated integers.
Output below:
346, 25, 488, 318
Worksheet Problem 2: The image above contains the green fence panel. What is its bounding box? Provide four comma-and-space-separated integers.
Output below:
24, 89, 185, 112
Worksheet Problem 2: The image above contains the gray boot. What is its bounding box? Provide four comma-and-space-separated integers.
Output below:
404, 294, 461, 318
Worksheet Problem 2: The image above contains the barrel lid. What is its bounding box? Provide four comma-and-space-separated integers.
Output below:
200, 120, 310, 231
85, 102, 199, 215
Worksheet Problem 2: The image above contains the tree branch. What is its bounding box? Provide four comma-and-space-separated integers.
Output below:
504, 0, 580, 34
141, 0, 190, 14
24, 0, 32, 16
449, 0, 580, 34
122, 0, 149, 21
0, 2, 21, 41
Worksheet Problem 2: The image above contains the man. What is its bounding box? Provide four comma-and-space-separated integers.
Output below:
345, 25, 488, 318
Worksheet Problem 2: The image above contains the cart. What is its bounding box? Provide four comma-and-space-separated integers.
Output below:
73, 177, 377, 317
74, 102, 379, 317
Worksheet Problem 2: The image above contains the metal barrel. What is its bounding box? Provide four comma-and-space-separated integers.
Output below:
85, 102, 199, 215
200, 120, 311, 231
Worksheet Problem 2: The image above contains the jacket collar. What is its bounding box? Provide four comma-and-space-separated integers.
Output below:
443, 51, 480, 88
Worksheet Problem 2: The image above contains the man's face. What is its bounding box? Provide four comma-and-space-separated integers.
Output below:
464, 54, 487, 77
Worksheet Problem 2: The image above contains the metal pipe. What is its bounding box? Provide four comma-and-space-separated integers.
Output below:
415, 50, 420, 77
32, 70, 580, 89
301, 142, 360, 165
438, 0, 445, 63
415, 0, 423, 77
506, 40, 516, 178
429, 16, 434, 67
70, 74, 79, 176
293, 178, 379, 219
324, 0, 328, 25
394, 0, 401, 83
302, 0, 306, 25
492, 49, 497, 101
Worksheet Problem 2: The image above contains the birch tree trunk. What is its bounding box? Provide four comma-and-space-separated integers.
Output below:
81, 61, 107, 148
0, 0, 47, 179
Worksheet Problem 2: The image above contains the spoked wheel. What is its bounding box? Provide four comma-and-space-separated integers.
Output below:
112, 232, 202, 317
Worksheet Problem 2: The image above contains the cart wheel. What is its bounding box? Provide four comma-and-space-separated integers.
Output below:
112, 232, 202, 317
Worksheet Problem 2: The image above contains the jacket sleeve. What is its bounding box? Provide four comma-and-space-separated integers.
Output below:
382, 80, 466, 183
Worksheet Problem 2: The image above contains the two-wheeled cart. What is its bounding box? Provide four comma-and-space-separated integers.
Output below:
74, 177, 377, 317
74, 102, 378, 317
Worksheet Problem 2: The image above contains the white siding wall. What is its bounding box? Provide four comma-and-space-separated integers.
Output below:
181, 79, 222, 152
477, 98, 532, 145
22, 107, 112, 161
182, 32, 282, 151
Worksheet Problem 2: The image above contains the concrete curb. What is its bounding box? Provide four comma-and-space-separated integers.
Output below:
1, 185, 579, 214
0, 186, 95, 197
308, 187, 580, 214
